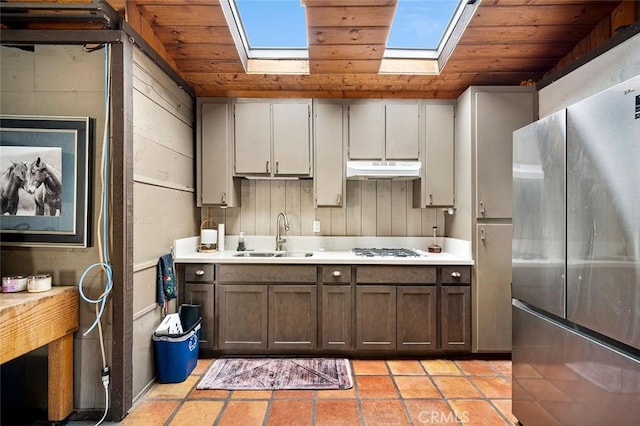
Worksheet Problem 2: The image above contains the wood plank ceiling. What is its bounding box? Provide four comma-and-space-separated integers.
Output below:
1, 0, 628, 98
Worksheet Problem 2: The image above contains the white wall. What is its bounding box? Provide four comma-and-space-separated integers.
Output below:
539, 33, 640, 116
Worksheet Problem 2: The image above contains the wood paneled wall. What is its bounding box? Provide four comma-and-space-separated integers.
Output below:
545, 1, 639, 78
0, 44, 109, 410
204, 179, 445, 239
131, 48, 197, 399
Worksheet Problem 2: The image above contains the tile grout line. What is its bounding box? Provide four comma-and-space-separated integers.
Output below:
385, 360, 414, 425
451, 359, 512, 425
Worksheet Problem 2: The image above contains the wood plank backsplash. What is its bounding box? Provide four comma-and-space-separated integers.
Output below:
203, 179, 445, 237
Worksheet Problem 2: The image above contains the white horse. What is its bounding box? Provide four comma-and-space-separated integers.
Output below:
25, 157, 62, 216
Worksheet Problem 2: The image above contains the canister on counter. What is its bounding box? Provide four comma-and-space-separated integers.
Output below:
2, 275, 28, 292
27, 274, 52, 292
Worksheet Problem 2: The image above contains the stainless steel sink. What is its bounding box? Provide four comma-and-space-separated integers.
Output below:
232, 251, 313, 258
277, 251, 313, 258
232, 251, 279, 257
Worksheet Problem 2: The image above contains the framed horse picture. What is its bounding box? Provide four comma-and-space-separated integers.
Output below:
0, 115, 92, 247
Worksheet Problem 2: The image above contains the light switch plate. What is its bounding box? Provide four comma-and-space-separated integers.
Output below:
312, 220, 320, 233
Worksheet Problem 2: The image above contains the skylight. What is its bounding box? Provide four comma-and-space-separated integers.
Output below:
387, 0, 462, 51
224, 0, 471, 74
233, 0, 307, 57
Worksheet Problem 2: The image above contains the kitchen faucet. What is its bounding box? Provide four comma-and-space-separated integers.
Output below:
275, 212, 290, 251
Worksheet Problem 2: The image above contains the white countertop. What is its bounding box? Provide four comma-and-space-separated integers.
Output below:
173, 236, 474, 265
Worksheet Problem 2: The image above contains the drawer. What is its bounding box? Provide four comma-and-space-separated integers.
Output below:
356, 266, 436, 284
219, 264, 317, 283
184, 264, 215, 283
441, 266, 471, 284
322, 266, 351, 284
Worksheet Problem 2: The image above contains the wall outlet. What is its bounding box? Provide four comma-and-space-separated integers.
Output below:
312, 220, 320, 233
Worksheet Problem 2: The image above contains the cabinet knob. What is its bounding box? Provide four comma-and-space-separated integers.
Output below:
221, 192, 226, 204
266, 161, 270, 173
276, 161, 280, 174
337, 193, 342, 205
480, 228, 486, 241
451, 271, 462, 278
195, 270, 205, 276
429, 193, 433, 205
479, 201, 485, 215
332, 270, 342, 278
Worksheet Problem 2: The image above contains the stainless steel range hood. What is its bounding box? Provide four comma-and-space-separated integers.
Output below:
346, 161, 421, 180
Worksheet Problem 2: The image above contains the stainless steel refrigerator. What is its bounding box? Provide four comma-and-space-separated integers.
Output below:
512, 75, 640, 425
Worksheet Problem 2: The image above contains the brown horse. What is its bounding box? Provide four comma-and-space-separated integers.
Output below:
25, 157, 62, 216
0, 161, 28, 215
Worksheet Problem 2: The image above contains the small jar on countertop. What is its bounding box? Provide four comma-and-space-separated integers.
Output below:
2, 275, 28, 292
27, 274, 52, 293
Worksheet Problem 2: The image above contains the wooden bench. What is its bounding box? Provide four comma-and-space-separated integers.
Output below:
0, 286, 78, 422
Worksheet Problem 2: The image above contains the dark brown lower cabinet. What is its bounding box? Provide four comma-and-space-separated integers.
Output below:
441, 285, 471, 350
183, 283, 215, 352
356, 286, 397, 350
269, 285, 317, 350
217, 284, 268, 350
321, 284, 352, 349
180, 264, 215, 354
357, 285, 438, 352
397, 286, 437, 351
179, 263, 471, 355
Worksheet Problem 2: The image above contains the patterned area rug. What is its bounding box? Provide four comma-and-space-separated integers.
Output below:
197, 358, 353, 390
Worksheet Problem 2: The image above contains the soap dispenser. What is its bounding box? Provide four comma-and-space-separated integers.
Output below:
428, 226, 442, 253
237, 232, 246, 251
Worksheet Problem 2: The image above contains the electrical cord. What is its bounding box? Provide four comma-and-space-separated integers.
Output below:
77, 43, 112, 426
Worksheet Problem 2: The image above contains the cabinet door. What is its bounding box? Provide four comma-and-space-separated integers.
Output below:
475, 223, 512, 352
269, 285, 317, 350
314, 101, 344, 206
273, 102, 311, 176
385, 103, 420, 160
424, 103, 454, 206
356, 286, 396, 350
441, 286, 471, 351
397, 286, 436, 351
201, 102, 239, 206
183, 283, 215, 352
321, 285, 352, 349
234, 102, 271, 175
348, 103, 384, 159
476, 91, 534, 218
217, 284, 268, 350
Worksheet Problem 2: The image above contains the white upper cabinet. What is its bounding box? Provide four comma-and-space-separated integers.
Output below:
234, 99, 312, 177
273, 103, 311, 175
475, 91, 535, 219
425, 102, 455, 206
234, 101, 271, 175
348, 103, 385, 159
314, 100, 345, 207
385, 103, 420, 160
413, 101, 455, 208
348, 101, 420, 161
199, 99, 240, 207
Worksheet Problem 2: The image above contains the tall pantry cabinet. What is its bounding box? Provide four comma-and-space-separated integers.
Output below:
447, 86, 536, 352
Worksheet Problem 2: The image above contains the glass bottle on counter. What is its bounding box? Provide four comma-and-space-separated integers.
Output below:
428, 226, 442, 253
237, 232, 246, 251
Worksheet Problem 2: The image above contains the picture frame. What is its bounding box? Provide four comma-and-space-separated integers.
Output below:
0, 115, 93, 247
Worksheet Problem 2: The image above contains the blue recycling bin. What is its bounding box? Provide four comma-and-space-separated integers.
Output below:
153, 317, 201, 384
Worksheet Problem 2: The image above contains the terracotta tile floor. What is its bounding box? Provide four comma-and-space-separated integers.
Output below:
121, 358, 518, 426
